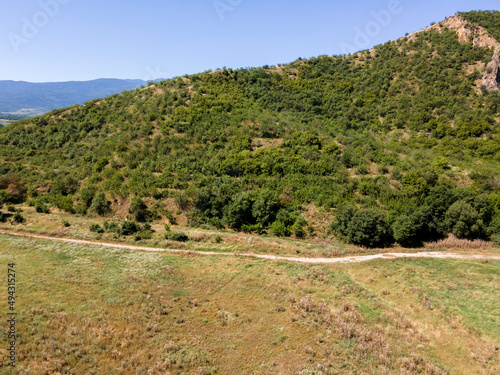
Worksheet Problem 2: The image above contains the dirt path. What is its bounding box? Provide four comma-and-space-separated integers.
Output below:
1, 230, 500, 264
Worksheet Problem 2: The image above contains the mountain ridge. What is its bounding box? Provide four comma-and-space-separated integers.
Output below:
0, 78, 164, 116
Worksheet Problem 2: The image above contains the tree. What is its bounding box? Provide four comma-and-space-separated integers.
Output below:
392, 215, 419, 247
223, 192, 254, 230
120, 221, 140, 236
129, 196, 150, 222
346, 209, 393, 248
252, 189, 280, 227
89, 191, 111, 216
330, 205, 357, 239
445, 200, 484, 239
80, 186, 97, 208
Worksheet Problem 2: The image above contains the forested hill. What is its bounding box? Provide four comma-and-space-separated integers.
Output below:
1, 11, 500, 248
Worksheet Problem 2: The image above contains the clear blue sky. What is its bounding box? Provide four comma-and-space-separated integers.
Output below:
1, 0, 499, 82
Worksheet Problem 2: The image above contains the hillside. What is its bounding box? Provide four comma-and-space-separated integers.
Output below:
0, 78, 158, 116
1, 11, 500, 248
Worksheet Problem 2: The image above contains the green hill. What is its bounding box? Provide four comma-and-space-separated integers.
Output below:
1, 11, 500, 247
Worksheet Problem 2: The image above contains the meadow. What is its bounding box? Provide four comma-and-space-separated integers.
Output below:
0, 234, 498, 374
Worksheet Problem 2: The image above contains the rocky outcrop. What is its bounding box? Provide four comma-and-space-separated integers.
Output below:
406, 14, 500, 91
482, 46, 500, 92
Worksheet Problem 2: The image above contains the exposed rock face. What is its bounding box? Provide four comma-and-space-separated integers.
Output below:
405, 14, 500, 92
482, 47, 500, 92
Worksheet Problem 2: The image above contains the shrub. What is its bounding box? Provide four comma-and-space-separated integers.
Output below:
291, 222, 306, 239
75, 203, 87, 216
89, 191, 111, 216
174, 192, 190, 210
103, 221, 120, 233
56, 195, 75, 214
336, 208, 393, 248
164, 223, 171, 232
89, 224, 104, 234
135, 230, 153, 241
241, 223, 266, 234
120, 221, 141, 236
35, 202, 50, 214
62, 219, 70, 227
215, 235, 222, 243
166, 212, 178, 225
445, 200, 484, 239
129, 196, 150, 222
223, 193, 254, 230
80, 186, 96, 208
392, 215, 420, 247
12, 212, 26, 224
167, 231, 189, 242
252, 190, 280, 226
330, 205, 357, 238
271, 221, 290, 237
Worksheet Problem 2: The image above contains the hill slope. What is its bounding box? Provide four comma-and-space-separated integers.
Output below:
0, 78, 158, 116
1, 11, 500, 247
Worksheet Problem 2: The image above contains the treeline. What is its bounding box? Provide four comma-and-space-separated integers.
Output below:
1, 11, 500, 247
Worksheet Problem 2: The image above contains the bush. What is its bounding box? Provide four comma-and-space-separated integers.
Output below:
392, 215, 420, 247
120, 221, 141, 236
445, 200, 484, 239
330, 205, 357, 238
340, 209, 393, 248
271, 221, 290, 237
75, 203, 87, 215
80, 186, 96, 208
12, 212, 26, 224
223, 193, 254, 230
56, 195, 75, 214
167, 231, 189, 242
215, 235, 222, 243
89, 191, 111, 216
252, 190, 280, 226
241, 223, 266, 234
35, 202, 50, 214
89, 223, 104, 234
135, 230, 154, 241
103, 221, 120, 233
129, 196, 150, 222
291, 222, 306, 239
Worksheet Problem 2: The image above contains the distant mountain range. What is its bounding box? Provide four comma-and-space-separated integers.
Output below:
0, 78, 163, 117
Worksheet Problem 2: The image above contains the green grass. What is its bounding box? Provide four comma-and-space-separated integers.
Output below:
0, 235, 499, 374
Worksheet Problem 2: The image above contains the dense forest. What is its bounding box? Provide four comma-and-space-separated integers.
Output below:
1, 11, 500, 247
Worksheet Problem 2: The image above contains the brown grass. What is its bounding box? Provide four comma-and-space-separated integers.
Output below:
425, 234, 492, 250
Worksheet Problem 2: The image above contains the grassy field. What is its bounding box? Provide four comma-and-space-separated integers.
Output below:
0, 235, 498, 374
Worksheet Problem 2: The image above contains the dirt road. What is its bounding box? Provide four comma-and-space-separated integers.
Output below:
1, 230, 500, 264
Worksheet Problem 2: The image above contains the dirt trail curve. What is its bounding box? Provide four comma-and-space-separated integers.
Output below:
1, 230, 500, 264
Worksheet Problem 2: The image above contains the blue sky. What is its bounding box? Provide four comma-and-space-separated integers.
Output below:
1, 0, 499, 82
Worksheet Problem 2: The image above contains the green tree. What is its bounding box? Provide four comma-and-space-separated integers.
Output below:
223, 192, 254, 230
346, 209, 393, 248
129, 196, 150, 222
330, 205, 357, 239
89, 191, 111, 216
445, 200, 484, 239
